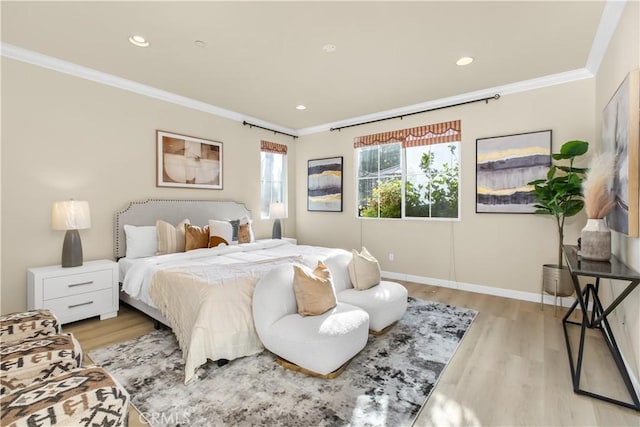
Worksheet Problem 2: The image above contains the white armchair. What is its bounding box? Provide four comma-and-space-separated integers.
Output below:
323, 251, 408, 333
252, 263, 370, 377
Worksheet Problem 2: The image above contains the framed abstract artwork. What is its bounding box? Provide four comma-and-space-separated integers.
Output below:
157, 130, 223, 189
476, 130, 552, 213
602, 69, 639, 237
308, 156, 343, 212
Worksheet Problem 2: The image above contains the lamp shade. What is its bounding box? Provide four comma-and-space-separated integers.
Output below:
269, 202, 286, 219
52, 200, 91, 230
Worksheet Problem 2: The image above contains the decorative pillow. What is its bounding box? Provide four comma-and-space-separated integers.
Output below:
348, 247, 381, 290
209, 235, 229, 248
293, 262, 337, 317
238, 216, 255, 243
208, 220, 233, 245
228, 219, 240, 242
156, 219, 190, 255
124, 225, 158, 258
238, 224, 251, 244
184, 224, 210, 251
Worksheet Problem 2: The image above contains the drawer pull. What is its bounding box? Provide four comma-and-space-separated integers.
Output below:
68, 281, 93, 288
68, 301, 93, 309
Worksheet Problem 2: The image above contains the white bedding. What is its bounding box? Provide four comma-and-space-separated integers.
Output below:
120, 239, 346, 382
117, 257, 143, 283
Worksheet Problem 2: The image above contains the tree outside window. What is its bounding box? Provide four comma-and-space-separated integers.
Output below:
357, 141, 459, 219
358, 144, 402, 218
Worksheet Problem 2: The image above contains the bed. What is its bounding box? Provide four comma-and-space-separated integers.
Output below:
114, 199, 346, 383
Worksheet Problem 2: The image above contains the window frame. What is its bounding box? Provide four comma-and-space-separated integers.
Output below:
355, 141, 462, 221
260, 150, 287, 220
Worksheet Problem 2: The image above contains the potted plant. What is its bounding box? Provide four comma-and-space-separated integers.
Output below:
528, 140, 589, 297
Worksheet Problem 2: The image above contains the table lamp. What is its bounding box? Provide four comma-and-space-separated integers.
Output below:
52, 200, 91, 267
269, 202, 286, 239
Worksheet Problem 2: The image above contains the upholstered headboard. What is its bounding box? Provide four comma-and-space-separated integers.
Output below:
114, 199, 251, 259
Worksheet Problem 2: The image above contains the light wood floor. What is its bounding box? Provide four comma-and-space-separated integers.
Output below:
64, 282, 640, 427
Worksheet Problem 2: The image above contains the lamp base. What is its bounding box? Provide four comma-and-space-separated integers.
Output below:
62, 229, 83, 268
272, 219, 282, 239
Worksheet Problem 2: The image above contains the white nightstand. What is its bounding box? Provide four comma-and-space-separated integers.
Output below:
27, 259, 119, 324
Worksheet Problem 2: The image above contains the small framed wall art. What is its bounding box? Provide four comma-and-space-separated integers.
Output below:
308, 156, 343, 212
476, 130, 551, 213
157, 130, 223, 189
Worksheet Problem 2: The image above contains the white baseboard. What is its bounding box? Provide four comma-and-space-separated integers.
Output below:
381, 270, 577, 308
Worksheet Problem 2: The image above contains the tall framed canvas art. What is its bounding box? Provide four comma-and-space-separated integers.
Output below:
476, 130, 551, 213
602, 70, 639, 237
157, 130, 223, 190
308, 156, 343, 212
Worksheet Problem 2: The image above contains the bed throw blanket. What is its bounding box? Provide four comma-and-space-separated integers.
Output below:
149, 256, 301, 383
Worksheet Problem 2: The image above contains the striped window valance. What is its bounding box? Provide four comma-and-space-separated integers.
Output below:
260, 140, 288, 154
353, 120, 461, 149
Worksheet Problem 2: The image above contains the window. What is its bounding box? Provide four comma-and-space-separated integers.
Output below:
357, 143, 402, 218
260, 141, 287, 219
355, 121, 461, 219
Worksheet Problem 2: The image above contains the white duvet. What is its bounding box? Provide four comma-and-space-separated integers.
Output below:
121, 239, 344, 383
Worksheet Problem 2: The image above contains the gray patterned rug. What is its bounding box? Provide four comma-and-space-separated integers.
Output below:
88, 297, 477, 427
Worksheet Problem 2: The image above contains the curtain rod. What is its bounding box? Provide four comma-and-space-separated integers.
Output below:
242, 121, 298, 139
330, 94, 501, 132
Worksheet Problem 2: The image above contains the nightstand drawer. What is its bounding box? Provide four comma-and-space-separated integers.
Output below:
43, 269, 113, 300
42, 288, 113, 324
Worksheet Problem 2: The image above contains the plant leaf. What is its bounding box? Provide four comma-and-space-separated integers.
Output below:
560, 140, 589, 157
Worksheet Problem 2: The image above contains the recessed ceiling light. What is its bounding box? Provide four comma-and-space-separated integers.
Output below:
194, 40, 206, 48
129, 35, 149, 48
456, 56, 474, 66
322, 44, 337, 53
296, 105, 307, 110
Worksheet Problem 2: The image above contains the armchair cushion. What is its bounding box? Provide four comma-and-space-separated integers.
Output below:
0, 310, 60, 345
0, 333, 82, 396
1, 366, 130, 426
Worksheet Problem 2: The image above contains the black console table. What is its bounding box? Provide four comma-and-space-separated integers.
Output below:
562, 245, 640, 411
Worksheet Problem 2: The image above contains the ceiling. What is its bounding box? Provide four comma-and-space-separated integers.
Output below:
2, 1, 606, 132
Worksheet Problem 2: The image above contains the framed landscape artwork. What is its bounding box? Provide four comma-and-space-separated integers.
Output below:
602, 70, 639, 237
308, 156, 343, 212
476, 130, 551, 213
157, 130, 223, 190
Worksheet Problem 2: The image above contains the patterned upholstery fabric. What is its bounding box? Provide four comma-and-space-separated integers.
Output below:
1, 366, 130, 427
0, 310, 61, 345
0, 333, 83, 396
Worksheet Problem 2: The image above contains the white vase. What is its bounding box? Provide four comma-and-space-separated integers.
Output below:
580, 219, 611, 261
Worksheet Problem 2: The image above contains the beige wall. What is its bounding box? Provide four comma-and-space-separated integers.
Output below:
296, 79, 595, 295
594, 0, 640, 382
1, 58, 297, 314
1, 3, 637, 382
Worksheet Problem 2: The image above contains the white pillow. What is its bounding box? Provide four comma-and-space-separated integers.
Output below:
156, 219, 190, 255
124, 225, 158, 259
209, 220, 233, 245
348, 247, 381, 290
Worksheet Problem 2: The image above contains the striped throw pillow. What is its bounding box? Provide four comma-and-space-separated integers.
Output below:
156, 219, 190, 255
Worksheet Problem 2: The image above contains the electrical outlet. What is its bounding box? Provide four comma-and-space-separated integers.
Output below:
388, 253, 394, 262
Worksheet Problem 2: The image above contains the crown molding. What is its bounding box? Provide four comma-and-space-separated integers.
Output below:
297, 68, 594, 135
586, 0, 627, 75
2, 0, 621, 139
0, 43, 299, 138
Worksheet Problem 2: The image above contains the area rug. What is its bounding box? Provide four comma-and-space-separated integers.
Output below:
88, 297, 477, 426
